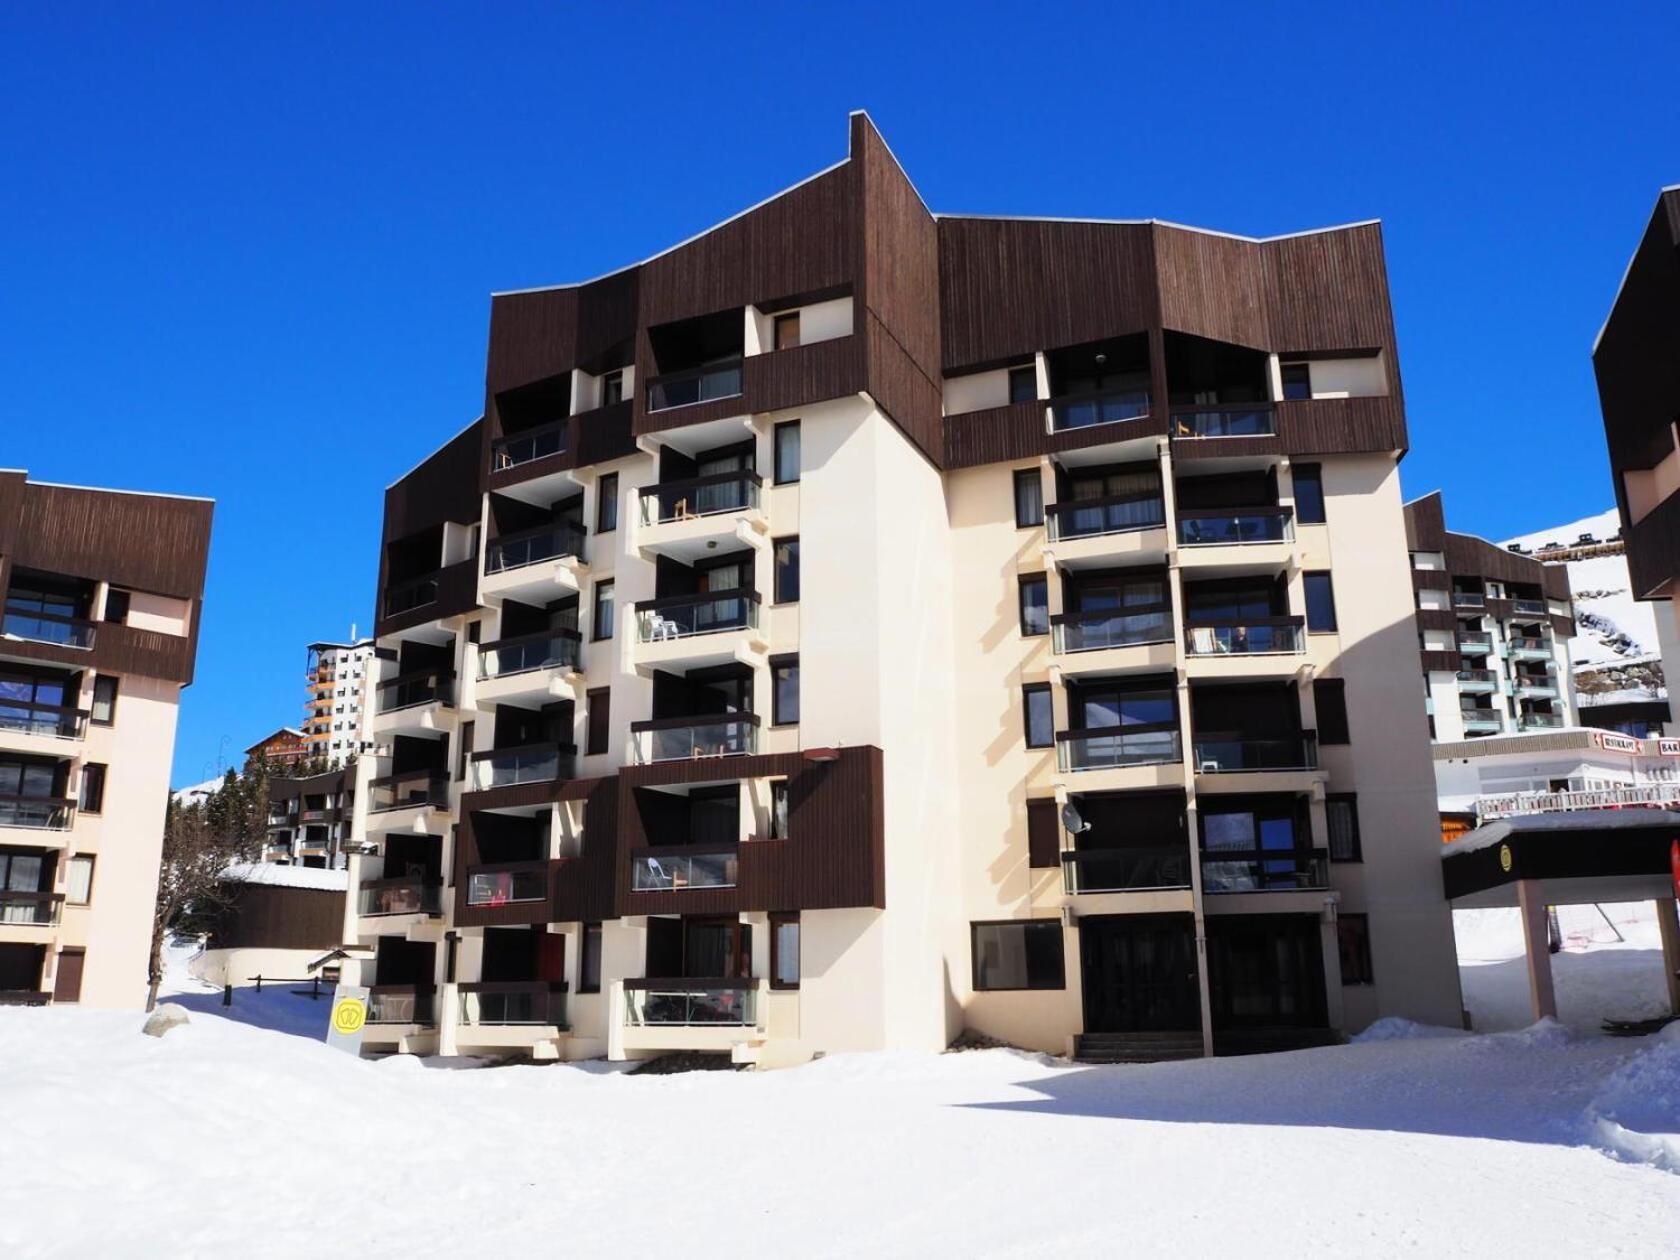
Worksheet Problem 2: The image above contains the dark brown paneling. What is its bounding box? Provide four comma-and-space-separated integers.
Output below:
747, 334, 867, 416
1261, 223, 1401, 391
1026, 798, 1060, 869
3, 482, 212, 600
1625, 489, 1680, 599
1155, 224, 1270, 350
485, 288, 578, 396
1420, 650, 1463, 672
943, 401, 1169, 470
1595, 190, 1680, 476
381, 420, 486, 542
1414, 609, 1458, 633
207, 883, 345, 951
1403, 491, 1446, 551
1410, 569, 1451, 592
375, 557, 478, 640
573, 400, 637, 468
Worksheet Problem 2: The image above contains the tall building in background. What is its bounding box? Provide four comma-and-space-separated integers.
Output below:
0, 470, 212, 1008
303, 636, 375, 766
338, 113, 1463, 1065
1595, 183, 1680, 738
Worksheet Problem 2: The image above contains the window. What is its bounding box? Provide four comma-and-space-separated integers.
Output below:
601, 370, 625, 407
773, 311, 801, 351
456, 721, 474, 781
1326, 794, 1363, 862
592, 581, 615, 641
971, 920, 1065, 991
1314, 678, 1349, 745
772, 656, 800, 726
103, 589, 130, 624
1337, 912, 1373, 984
90, 675, 118, 726
774, 537, 800, 604
770, 780, 789, 839
1013, 469, 1043, 528
1018, 575, 1048, 636
774, 420, 801, 485
596, 473, 619, 533
579, 923, 603, 993
1281, 362, 1311, 400
586, 688, 611, 757
1022, 683, 1053, 748
79, 763, 106, 814
66, 855, 94, 905
467, 620, 482, 645
1293, 463, 1326, 524
1304, 572, 1338, 632
1007, 364, 1037, 404
771, 912, 801, 989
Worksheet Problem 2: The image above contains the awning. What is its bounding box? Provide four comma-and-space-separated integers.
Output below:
1442, 808, 1680, 908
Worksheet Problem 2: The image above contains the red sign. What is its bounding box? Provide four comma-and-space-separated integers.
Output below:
1672, 839, 1680, 901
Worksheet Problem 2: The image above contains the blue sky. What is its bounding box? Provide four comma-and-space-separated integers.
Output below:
2, 3, 1676, 785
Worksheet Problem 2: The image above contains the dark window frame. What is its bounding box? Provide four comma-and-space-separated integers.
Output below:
769, 779, 790, 839
103, 589, 130, 625
90, 675, 118, 727
771, 655, 800, 727
1014, 468, 1044, 528
1314, 678, 1350, 745
1326, 793, 1363, 863
1293, 463, 1326, 524
586, 687, 611, 757
1022, 683, 1053, 748
773, 311, 801, 351
456, 720, 474, 781
770, 911, 801, 990
970, 919, 1066, 991
592, 580, 615, 641
579, 922, 603, 993
1007, 364, 1037, 404
1017, 574, 1048, 637
79, 762, 107, 815
1281, 362, 1312, 401
774, 420, 801, 486
601, 369, 625, 407
1304, 571, 1338, 633
596, 472, 619, 533
66, 854, 95, 906
774, 536, 800, 605
1337, 912, 1374, 984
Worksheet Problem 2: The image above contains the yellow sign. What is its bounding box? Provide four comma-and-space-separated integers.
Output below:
1498, 843, 1513, 873
331, 996, 366, 1036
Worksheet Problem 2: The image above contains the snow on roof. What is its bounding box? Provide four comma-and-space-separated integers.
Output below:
1503, 507, 1624, 555
171, 775, 227, 803
219, 862, 348, 892
1444, 807, 1680, 856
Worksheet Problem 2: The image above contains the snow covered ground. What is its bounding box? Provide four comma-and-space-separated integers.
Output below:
0, 937, 1676, 1257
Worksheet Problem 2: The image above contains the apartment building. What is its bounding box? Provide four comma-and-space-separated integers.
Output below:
1436, 726, 1680, 828
303, 636, 376, 765
262, 766, 355, 867
1596, 183, 1680, 736
1403, 492, 1577, 741
0, 471, 212, 1007
337, 113, 1463, 1064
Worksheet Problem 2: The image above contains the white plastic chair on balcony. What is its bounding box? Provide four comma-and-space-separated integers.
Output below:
644, 613, 681, 642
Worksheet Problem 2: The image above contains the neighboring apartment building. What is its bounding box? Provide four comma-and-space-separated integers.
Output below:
1403, 492, 1577, 741
1435, 727, 1680, 831
0, 470, 212, 1007
1595, 183, 1680, 736
337, 113, 1463, 1065
245, 726, 309, 770
262, 766, 355, 867
303, 636, 376, 765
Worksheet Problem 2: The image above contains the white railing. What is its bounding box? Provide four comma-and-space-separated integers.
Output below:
1476, 783, 1680, 820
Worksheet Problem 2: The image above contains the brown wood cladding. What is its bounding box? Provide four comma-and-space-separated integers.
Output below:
1625, 486, 1680, 599
1404, 491, 1574, 603
944, 403, 1169, 469
375, 556, 478, 640
1420, 650, 1462, 673
207, 882, 346, 951
1414, 609, 1458, 633
1026, 799, 1060, 869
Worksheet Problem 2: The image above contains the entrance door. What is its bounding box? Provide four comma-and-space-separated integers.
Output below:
1080, 916, 1200, 1033
1204, 915, 1328, 1029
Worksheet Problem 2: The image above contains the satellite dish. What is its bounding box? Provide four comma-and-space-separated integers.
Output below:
1061, 803, 1090, 834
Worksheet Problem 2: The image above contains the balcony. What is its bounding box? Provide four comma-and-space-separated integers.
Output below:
470, 742, 576, 792
1, 605, 97, 650
491, 419, 566, 473
635, 473, 766, 562
1477, 783, 1680, 820
1508, 636, 1552, 661
0, 891, 65, 926
366, 769, 450, 816
1512, 598, 1549, 616
356, 878, 442, 918
0, 795, 75, 833
1457, 633, 1494, 655
1060, 845, 1192, 894
1461, 709, 1504, 733
464, 862, 549, 907
1170, 403, 1276, 439
645, 360, 744, 413
1177, 507, 1294, 548
374, 669, 454, 715
1184, 617, 1305, 663
631, 714, 760, 764
1520, 712, 1565, 730
1456, 669, 1498, 693
1050, 608, 1176, 676
1513, 675, 1559, 699
630, 845, 739, 893
0, 700, 89, 743
481, 522, 587, 604
366, 985, 436, 1026
475, 628, 583, 704
632, 592, 765, 673
1192, 733, 1320, 792
1048, 387, 1152, 433
459, 981, 569, 1028
383, 573, 441, 619
1056, 727, 1182, 778
622, 980, 757, 1027
1046, 495, 1165, 542
1453, 592, 1486, 610
1201, 850, 1329, 893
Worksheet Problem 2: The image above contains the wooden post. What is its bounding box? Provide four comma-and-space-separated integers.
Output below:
222, 983, 232, 1007
1516, 879, 1558, 1022
1656, 897, 1680, 1018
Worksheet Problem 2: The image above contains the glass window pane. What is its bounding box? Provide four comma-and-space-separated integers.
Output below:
1294, 465, 1326, 524
1013, 470, 1043, 527
66, 856, 93, 904
775, 422, 801, 484
1305, 573, 1337, 632
1019, 576, 1047, 635
1024, 687, 1053, 747
1203, 812, 1256, 851
775, 539, 800, 603
774, 920, 800, 986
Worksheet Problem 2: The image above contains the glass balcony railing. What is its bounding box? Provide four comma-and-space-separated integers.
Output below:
485, 521, 587, 574
1176, 507, 1294, 547
491, 419, 566, 472
1056, 727, 1182, 772
1045, 495, 1165, 541
383, 573, 439, 618
638, 473, 762, 525
1457, 633, 1494, 653
1508, 636, 1550, 655
356, 879, 442, 918
631, 714, 760, 763
623, 981, 757, 1027
1461, 709, 1504, 730
1512, 598, 1549, 616
459, 982, 569, 1027
1192, 731, 1319, 773
1520, 712, 1564, 730
366, 986, 435, 1025
1170, 404, 1276, 438
478, 629, 582, 681
1513, 675, 1558, 695
465, 863, 549, 907
1, 607, 97, 649
0, 700, 89, 740
1456, 669, 1498, 689
375, 669, 454, 714
1200, 850, 1329, 893
630, 846, 739, 892
1061, 845, 1192, 893
635, 591, 760, 643
366, 770, 449, 813
645, 360, 744, 412
1183, 618, 1304, 656
0, 891, 65, 926
0, 795, 75, 831
1452, 592, 1486, 609
471, 742, 575, 791
1049, 389, 1151, 432
1051, 608, 1172, 655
